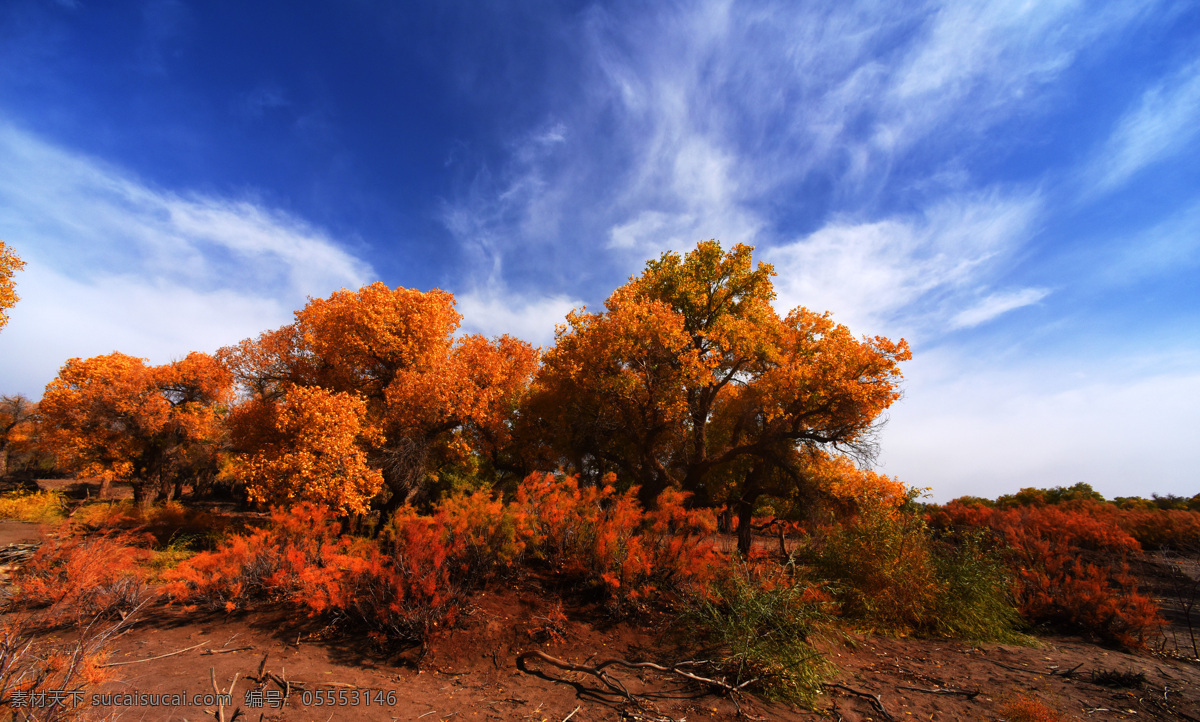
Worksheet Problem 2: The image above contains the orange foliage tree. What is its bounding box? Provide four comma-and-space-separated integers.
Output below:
39, 351, 233, 505
0, 240, 24, 333
228, 387, 383, 515
0, 394, 37, 478
527, 241, 910, 552
220, 282, 538, 513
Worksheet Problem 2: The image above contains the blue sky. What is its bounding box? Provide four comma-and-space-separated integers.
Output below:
1, 0, 1197, 501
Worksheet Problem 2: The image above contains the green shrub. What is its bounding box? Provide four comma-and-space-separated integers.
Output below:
930, 531, 1026, 643
679, 558, 831, 705
811, 504, 1022, 642
810, 505, 941, 631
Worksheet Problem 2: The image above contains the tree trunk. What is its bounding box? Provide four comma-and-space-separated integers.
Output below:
736, 494, 757, 556
736, 466, 765, 556
717, 505, 733, 535
131, 481, 151, 509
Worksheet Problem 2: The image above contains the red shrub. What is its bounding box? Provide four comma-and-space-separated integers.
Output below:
928, 501, 1162, 647
1113, 508, 1200, 551
999, 693, 1064, 722
11, 532, 153, 624
166, 503, 461, 645
516, 472, 718, 610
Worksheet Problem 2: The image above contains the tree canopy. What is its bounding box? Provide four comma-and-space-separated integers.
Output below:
26, 242, 910, 533
526, 241, 910, 550
0, 240, 25, 333
39, 351, 233, 504
219, 282, 538, 511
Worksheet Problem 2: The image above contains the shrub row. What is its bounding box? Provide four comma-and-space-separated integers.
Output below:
164, 472, 720, 645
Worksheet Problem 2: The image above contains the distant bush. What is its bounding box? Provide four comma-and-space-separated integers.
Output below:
1110, 508, 1200, 552
0, 490, 66, 524
70, 500, 226, 550
929, 501, 1163, 647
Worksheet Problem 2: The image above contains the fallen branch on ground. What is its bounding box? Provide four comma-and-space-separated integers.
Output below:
201, 645, 254, 655
896, 685, 980, 699
517, 649, 755, 697
824, 683, 895, 721
101, 640, 209, 667
209, 668, 240, 722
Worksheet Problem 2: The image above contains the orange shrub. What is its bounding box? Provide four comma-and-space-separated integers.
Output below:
168, 478, 721, 641
516, 472, 718, 610
1, 617, 118, 721
434, 489, 532, 577
11, 532, 153, 624
167, 502, 466, 645
70, 500, 225, 549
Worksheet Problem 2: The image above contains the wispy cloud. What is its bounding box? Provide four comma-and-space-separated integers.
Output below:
455, 285, 583, 347
0, 122, 372, 395
949, 287, 1049, 329
767, 190, 1041, 337
439, 0, 1155, 313
1087, 55, 1200, 195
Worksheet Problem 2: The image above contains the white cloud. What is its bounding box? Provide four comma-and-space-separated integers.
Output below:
949, 287, 1049, 329
0, 122, 373, 396
0, 264, 288, 397
879, 348, 1200, 502
1087, 56, 1200, 194
455, 286, 583, 347
767, 190, 1041, 337
886, 0, 1081, 134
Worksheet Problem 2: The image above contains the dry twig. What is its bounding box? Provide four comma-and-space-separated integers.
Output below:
896, 684, 980, 699
824, 683, 895, 721
101, 640, 209, 667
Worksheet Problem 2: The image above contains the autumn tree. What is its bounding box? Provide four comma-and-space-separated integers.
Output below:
528, 241, 911, 553
39, 352, 233, 505
0, 395, 37, 478
220, 283, 538, 513
0, 240, 25, 333
227, 386, 383, 515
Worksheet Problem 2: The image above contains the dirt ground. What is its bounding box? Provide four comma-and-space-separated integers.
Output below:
0, 520, 41, 546
20, 573, 1194, 722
